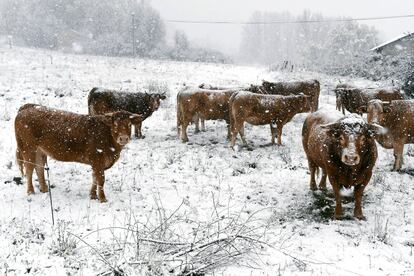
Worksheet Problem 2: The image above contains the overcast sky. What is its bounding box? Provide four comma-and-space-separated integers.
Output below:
151, 0, 414, 55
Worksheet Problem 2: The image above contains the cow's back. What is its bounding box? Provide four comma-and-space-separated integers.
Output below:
89, 88, 151, 118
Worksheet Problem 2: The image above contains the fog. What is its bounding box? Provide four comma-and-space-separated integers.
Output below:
151, 0, 414, 55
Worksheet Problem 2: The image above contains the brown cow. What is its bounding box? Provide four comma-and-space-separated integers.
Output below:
15, 104, 142, 202
335, 85, 404, 115
176, 87, 239, 142
302, 110, 381, 219
229, 91, 311, 147
88, 87, 166, 139
367, 99, 414, 171
259, 80, 320, 112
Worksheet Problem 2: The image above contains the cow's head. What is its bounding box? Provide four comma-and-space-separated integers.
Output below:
334, 89, 343, 111
366, 99, 391, 125
146, 93, 166, 111
104, 111, 142, 146
322, 114, 382, 166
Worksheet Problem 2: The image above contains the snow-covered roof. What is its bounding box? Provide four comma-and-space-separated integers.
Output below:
371, 32, 414, 51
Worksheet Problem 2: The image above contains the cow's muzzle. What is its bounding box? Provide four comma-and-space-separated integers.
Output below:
117, 135, 130, 146
342, 153, 361, 166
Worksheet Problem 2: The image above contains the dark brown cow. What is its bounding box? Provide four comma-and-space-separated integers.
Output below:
15, 104, 142, 202
334, 85, 404, 115
367, 99, 414, 171
176, 87, 239, 142
88, 87, 166, 139
258, 80, 320, 112
302, 110, 381, 219
229, 91, 311, 147
334, 84, 355, 113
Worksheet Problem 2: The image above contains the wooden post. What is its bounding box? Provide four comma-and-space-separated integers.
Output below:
7, 35, 12, 49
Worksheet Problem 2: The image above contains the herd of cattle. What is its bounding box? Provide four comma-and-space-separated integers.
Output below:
13, 79, 414, 220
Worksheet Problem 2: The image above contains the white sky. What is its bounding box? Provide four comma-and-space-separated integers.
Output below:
150, 0, 414, 55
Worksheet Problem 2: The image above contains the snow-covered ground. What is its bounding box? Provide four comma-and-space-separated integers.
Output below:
0, 47, 413, 275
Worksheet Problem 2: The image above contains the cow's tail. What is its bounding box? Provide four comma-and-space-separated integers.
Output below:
313, 80, 320, 111
176, 93, 182, 137
229, 92, 239, 135
88, 87, 100, 114
15, 143, 24, 176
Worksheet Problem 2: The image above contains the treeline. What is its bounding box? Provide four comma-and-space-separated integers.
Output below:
240, 10, 378, 71
239, 10, 414, 85
0, 0, 228, 63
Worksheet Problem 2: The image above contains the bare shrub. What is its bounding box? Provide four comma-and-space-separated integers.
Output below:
51, 220, 77, 256
67, 197, 272, 275
370, 211, 391, 244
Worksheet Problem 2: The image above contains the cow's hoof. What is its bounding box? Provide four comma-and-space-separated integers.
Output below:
310, 185, 317, 191
354, 213, 366, 221
90, 193, 98, 200
333, 214, 343, 220
40, 187, 49, 193
135, 135, 145, 139
27, 190, 35, 195
99, 197, 108, 203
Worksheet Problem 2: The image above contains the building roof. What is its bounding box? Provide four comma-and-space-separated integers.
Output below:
371, 32, 414, 51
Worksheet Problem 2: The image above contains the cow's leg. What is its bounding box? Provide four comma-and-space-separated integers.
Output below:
308, 161, 317, 191
23, 152, 36, 195
181, 120, 190, 142
319, 169, 327, 191
201, 118, 206, 132
230, 122, 241, 148
329, 177, 343, 219
134, 121, 143, 139
193, 115, 201, 133
226, 120, 231, 140
277, 125, 283, 146
354, 184, 367, 220
34, 151, 48, 193
393, 142, 404, 171
92, 168, 107, 203
270, 125, 276, 145
238, 122, 248, 146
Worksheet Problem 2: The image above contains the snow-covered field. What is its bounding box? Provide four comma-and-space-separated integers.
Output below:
0, 47, 413, 275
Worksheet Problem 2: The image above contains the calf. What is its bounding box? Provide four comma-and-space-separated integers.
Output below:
15, 104, 142, 202
88, 87, 166, 138
176, 87, 238, 142
259, 80, 320, 111
230, 91, 311, 147
367, 99, 414, 171
302, 110, 380, 219
334, 84, 404, 115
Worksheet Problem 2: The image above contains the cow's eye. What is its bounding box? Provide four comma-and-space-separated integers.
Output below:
339, 135, 346, 144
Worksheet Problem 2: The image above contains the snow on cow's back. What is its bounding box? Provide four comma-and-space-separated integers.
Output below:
257, 94, 284, 108
310, 107, 343, 125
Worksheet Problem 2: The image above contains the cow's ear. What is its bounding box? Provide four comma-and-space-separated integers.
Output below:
321, 123, 340, 137
357, 105, 367, 113
129, 114, 143, 124
383, 103, 391, 113
102, 113, 114, 127
367, 123, 386, 137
